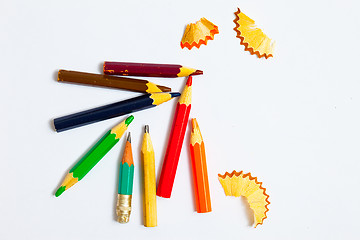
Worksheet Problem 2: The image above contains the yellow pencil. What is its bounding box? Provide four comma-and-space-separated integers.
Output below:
141, 125, 157, 227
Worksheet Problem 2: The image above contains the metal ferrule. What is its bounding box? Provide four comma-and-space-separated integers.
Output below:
116, 194, 132, 223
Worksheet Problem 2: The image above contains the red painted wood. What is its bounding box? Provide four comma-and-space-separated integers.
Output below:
157, 103, 191, 198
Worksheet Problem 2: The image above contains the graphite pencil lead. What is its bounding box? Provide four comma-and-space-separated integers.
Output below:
127, 132, 131, 143
145, 125, 149, 133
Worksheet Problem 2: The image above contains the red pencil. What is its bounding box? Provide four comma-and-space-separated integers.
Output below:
157, 76, 192, 198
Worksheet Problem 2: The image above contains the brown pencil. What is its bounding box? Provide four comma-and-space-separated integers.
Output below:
58, 70, 171, 93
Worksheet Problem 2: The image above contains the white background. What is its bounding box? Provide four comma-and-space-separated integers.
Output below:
1, 0, 360, 239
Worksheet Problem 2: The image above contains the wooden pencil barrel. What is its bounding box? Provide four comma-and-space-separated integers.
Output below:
58, 70, 171, 93
157, 77, 192, 198
104, 62, 183, 78
141, 127, 157, 227
190, 141, 211, 213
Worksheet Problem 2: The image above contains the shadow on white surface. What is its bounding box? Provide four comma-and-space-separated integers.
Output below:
98, 61, 103, 73
137, 125, 146, 226
49, 119, 56, 132
185, 120, 197, 212
241, 196, 254, 226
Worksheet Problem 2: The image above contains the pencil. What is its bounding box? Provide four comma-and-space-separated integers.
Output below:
55, 115, 134, 197
103, 61, 203, 78
58, 70, 171, 93
141, 125, 157, 227
189, 118, 211, 213
157, 76, 192, 198
116, 133, 134, 223
54, 92, 180, 132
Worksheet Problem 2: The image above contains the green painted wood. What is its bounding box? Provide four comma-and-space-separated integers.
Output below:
118, 162, 134, 195
70, 130, 119, 180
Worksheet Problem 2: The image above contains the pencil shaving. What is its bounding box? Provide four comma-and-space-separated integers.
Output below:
218, 170, 270, 227
234, 8, 275, 59
181, 18, 219, 50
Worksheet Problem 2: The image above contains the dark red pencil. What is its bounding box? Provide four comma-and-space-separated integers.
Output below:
103, 62, 203, 78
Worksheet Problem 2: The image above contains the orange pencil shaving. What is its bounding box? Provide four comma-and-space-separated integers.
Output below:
181, 18, 219, 50
189, 118, 211, 213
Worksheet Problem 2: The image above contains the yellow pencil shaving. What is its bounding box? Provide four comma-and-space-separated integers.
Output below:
181, 18, 219, 50
234, 8, 275, 59
218, 171, 270, 227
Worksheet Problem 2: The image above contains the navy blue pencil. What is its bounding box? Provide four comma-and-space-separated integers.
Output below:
54, 92, 180, 132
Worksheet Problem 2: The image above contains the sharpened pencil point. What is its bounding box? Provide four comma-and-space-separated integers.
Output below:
186, 76, 193, 86
170, 92, 181, 98
55, 186, 66, 197
145, 125, 149, 133
192, 70, 203, 76
125, 115, 134, 126
191, 118, 198, 130
127, 132, 131, 143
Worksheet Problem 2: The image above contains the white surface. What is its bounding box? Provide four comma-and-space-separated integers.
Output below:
1, 0, 360, 239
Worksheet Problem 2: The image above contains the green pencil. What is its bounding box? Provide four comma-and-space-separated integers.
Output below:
55, 115, 134, 197
116, 133, 134, 223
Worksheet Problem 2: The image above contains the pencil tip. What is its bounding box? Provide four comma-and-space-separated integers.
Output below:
192, 70, 203, 76
127, 132, 131, 143
55, 186, 66, 197
186, 76, 193, 86
144, 125, 149, 133
125, 115, 134, 126
170, 92, 181, 98
191, 118, 198, 129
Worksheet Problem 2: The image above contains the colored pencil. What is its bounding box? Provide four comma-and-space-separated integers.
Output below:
55, 115, 134, 197
54, 92, 180, 132
103, 61, 203, 78
58, 70, 171, 93
141, 125, 157, 227
189, 118, 211, 213
157, 76, 192, 198
116, 133, 134, 223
